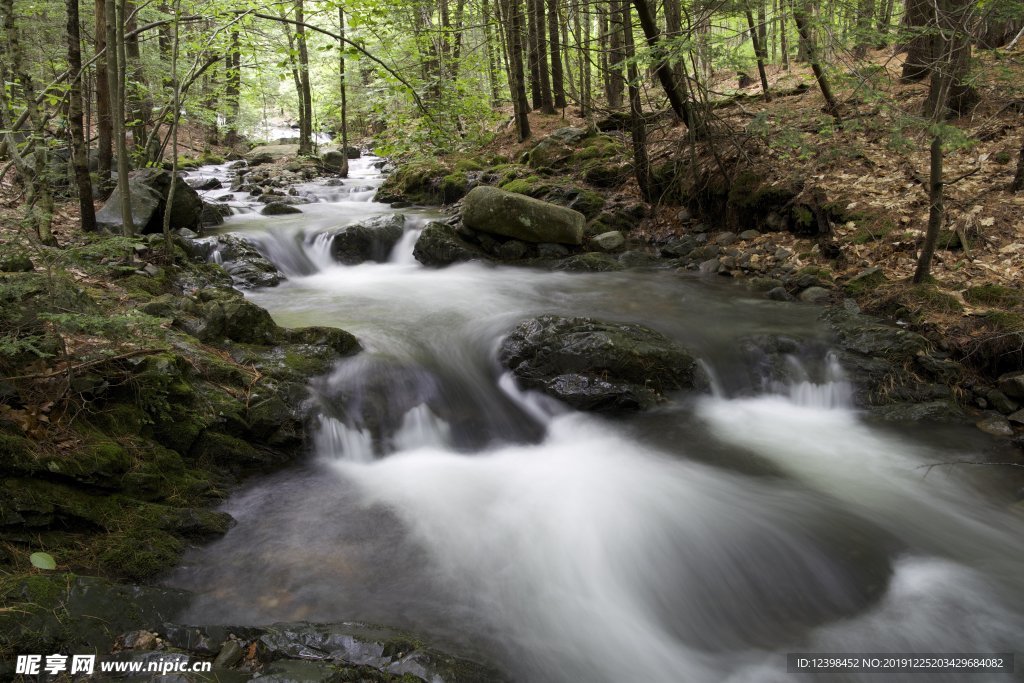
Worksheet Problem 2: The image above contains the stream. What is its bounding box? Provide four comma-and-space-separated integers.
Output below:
168, 157, 1024, 682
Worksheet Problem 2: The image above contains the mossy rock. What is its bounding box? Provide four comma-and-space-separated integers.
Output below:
374, 159, 451, 205
439, 172, 470, 203
189, 430, 282, 472
964, 284, 1024, 308
95, 527, 185, 580
843, 267, 886, 295
0, 252, 33, 273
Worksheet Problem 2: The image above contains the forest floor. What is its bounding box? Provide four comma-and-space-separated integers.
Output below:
472, 45, 1024, 388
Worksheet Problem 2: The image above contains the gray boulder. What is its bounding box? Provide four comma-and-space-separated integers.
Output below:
330, 214, 406, 265
96, 169, 203, 234
590, 230, 625, 252
412, 222, 491, 267
261, 202, 302, 216
209, 235, 282, 288
462, 185, 585, 245
500, 315, 707, 412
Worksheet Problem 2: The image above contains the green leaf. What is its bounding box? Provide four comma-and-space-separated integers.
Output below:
30, 551, 56, 570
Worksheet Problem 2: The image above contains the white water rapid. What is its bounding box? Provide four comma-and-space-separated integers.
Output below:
170, 156, 1024, 683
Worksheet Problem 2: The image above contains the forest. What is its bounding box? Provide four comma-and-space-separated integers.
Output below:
1, 0, 1024, 679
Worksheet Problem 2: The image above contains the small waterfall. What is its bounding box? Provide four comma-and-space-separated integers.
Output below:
314, 415, 375, 463
772, 352, 853, 409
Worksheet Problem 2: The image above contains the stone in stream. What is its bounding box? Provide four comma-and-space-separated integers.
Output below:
413, 221, 491, 267
330, 214, 406, 265
461, 185, 585, 245
261, 202, 302, 216
500, 315, 708, 412
95, 168, 203, 233
187, 176, 222, 191
590, 230, 625, 252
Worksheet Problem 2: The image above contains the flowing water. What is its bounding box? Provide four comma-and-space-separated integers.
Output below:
170, 158, 1024, 682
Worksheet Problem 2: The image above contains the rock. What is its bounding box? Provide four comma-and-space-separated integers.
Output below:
844, 266, 886, 294
203, 235, 282, 289
330, 214, 406, 265
96, 169, 203, 234
799, 286, 832, 304
248, 145, 298, 164
976, 414, 1014, 437
462, 186, 585, 245
552, 253, 623, 272
200, 201, 232, 227
997, 372, 1024, 400
537, 243, 569, 259
768, 286, 797, 302
213, 639, 244, 668
526, 127, 591, 169
660, 237, 698, 259
986, 389, 1019, 415
0, 252, 33, 272
1008, 409, 1024, 425
699, 258, 721, 273
676, 207, 693, 222
714, 232, 738, 246
871, 400, 965, 422
412, 221, 491, 267
691, 222, 711, 233
321, 150, 348, 171
261, 202, 302, 216
618, 251, 664, 269
498, 239, 529, 260
738, 229, 760, 240
590, 230, 625, 252
187, 177, 222, 191
499, 315, 708, 412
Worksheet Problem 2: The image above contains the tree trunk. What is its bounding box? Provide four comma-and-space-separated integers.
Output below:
876, 0, 895, 47
792, 0, 841, 123
162, 0, 181, 255
745, 7, 772, 100
124, 1, 149, 151
913, 135, 943, 283
484, 0, 503, 106
923, 0, 977, 118
795, 0, 813, 61
533, 0, 555, 112
547, 0, 566, 108
780, 0, 790, 69
1012, 137, 1024, 193
606, 0, 625, 109
527, 0, 542, 107
66, 0, 97, 231
502, 0, 532, 140
296, 0, 313, 154
95, 0, 112, 181
621, 1, 649, 200
901, 0, 933, 81
224, 30, 241, 146
109, 0, 134, 236
338, 6, 349, 178
631, 0, 703, 136
853, 0, 874, 57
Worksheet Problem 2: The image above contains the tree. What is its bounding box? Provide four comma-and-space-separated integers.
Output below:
337, 4, 349, 178
295, 0, 314, 155
66, 0, 96, 231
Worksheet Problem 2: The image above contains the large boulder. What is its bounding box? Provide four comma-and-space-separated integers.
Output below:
191, 234, 281, 289
330, 214, 405, 265
462, 186, 585, 245
95, 169, 203, 234
412, 222, 491, 267
499, 315, 707, 412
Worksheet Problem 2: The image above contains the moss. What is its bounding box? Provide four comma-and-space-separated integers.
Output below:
993, 150, 1013, 165
964, 284, 1024, 308
571, 135, 620, 162
439, 173, 470, 203
798, 266, 833, 281
452, 157, 484, 173
567, 189, 606, 219
96, 527, 185, 580
189, 430, 274, 471
851, 222, 895, 244
843, 269, 886, 295
981, 310, 1024, 332
501, 175, 546, 196
909, 285, 963, 314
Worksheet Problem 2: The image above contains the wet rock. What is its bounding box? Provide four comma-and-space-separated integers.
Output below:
699, 258, 721, 274
799, 286, 832, 304
320, 150, 348, 172
997, 372, 1024, 400
871, 400, 965, 422
188, 177, 222, 191
660, 237, 698, 259
192, 234, 282, 288
330, 214, 406, 265
413, 222, 491, 267
498, 239, 528, 260
738, 229, 760, 240
462, 186, 585, 245
552, 253, 623, 272
500, 315, 708, 412
618, 251, 664, 269
590, 230, 625, 252
213, 639, 244, 668
261, 202, 302, 216
200, 201, 232, 227
986, 389, 1019, 415
977, 414, 1014, 437
537, 243, 569, 259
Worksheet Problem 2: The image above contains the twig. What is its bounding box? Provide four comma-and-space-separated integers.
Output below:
0, 348, 162, 381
